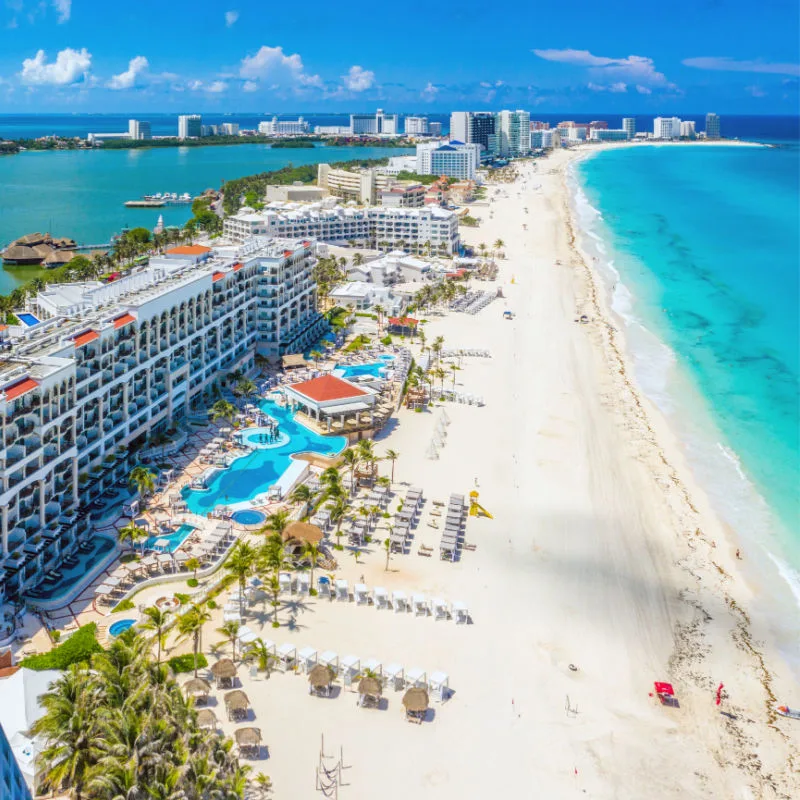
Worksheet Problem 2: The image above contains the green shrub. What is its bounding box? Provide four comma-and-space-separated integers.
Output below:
120, 553, 139, 564
22, 624, 103, 671
271, 621, 280, 629
380, 335, 393, 346
168, 653, 209, 674
333, 544, 344, 551
309, 588, 318, 597
51, 630, 61, 643
112, 598, 135, 613
187, 578, 199, 588
207, 599, 218, 609
174, 593, 191, 605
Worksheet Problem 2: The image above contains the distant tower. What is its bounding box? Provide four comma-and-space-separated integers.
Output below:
622, 118, 636, 139
154, 214, 164, 235
705, 113, 721, 139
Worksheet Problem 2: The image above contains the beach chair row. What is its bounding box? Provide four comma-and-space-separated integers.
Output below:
440, 493, 466, 561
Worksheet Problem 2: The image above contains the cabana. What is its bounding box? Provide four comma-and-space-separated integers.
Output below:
184, 677, 211, 704
373, 587, 389, 610
308, 665, 336, 697
428, 671, 450, 702
354, 583, 369, 605
402, 687, 429, 724
284, 374, 378, 432
196, 709, 218, 731
357, 677, 382, 709
224, 690, 250, 721
452, 601, 469, 624
387, 316, 419, 336
335, 579, 349, 602
211, 658, 237, 689
234, 727, 262, 759
339, 655, 360, 688
297, 646, 317, 673
283, 521, 324, 547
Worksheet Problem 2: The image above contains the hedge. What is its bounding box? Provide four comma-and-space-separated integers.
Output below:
22, 623, 103, 670
168, 653, 209, 673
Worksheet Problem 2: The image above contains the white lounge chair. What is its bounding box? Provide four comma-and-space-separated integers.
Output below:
297, 573, 310, 595
432, 598, 448, 621
405, 666, 427, 688
297, 646, 317, 673
354, 583, 369, 606
335, 579, 349, 602
428, 671, 449, 702
452, 601, 469, 624
317, 577, 331, 599
279, 572, 293, 594
391, 590, 408, 613
412, 593, 428, 617
373, 587, 389, 610
384, 662, 404, 691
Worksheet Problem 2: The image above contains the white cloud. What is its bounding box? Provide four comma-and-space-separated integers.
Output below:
107, 56, 149, 90
52, 0, 71, 23
587, 81, 627, 93
533, 48, 674, 89
342, 65, 374, 92
242, 80, 258, 92
20, 48, 91, 86
225, 10, 239, 27
188, 79, 228, 93
239, 45, 321, 90
745, 85, 767, 97
682, 56, 800, 77
421, 81, 439, 100
635, 85, 652, 95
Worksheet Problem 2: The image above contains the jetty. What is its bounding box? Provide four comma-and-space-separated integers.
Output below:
124, 192, 195, 208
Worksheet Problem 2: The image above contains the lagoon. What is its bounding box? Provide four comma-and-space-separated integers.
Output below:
0, 143, 411, 294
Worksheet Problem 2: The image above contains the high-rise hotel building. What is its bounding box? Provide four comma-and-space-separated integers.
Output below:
0, 239, 325, 604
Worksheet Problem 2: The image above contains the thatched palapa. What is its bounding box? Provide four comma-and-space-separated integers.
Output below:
283, 521, 324, 545
234, 727, 262, 758
308, 664, 335, 696
357, 676, 382, 708
402, 687, 429, 723
224, 689, 250, 721
211, 657, 237, 688
184, 677, 211, 702
196, 709, 218, 730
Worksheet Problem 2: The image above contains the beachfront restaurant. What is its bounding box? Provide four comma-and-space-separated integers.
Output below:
284, 374, 378, 433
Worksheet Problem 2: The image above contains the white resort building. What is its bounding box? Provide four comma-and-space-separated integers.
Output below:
223, 201, 460, 254
0, 239, 326, 605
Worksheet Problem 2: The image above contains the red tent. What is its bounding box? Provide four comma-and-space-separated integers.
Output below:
654, 682, 675, 704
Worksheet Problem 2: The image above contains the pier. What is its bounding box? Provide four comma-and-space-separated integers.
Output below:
124, 192, 196, 208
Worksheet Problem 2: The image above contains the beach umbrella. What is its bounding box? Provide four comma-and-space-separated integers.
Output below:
196, 709, 218, 730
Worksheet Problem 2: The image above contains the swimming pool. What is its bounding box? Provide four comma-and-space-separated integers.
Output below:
182, 399, 346, 514
26, 536, 116, 603
240, 427, 290, 449
109, 618, 136, 637
231, 509, 267, 526
336, 354, 396, 379
17, 312, 40, 327
142, 524, 195, 553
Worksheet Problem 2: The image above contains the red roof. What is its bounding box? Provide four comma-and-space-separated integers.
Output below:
113, 313, 135, 329
4, 377, 39, 401
212, 271, 225, 283
232, 261, 244, 272
289, 375, 368, 403
74, 330, 100, 347
388, 316, 419, 327
446, 269, 467, 279
283, 249, 294, 257
654, 682, 675, 696
166, 245, 211, 256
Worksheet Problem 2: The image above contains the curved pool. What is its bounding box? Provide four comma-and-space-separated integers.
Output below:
231, 509, 267, 526
109, 618, 136, 637
241, 427, 290, 449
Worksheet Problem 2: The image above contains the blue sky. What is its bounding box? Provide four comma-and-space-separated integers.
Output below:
0, 0, 798, 113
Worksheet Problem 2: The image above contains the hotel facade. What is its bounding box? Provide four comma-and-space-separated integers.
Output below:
0, 239, 325, 604
224, 202, 460, 254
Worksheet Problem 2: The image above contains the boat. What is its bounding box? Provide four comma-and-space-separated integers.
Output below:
775, 703, 800, 720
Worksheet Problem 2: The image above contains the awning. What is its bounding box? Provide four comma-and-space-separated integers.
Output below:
114, 313, 135, 329
3, 377, 39, 401
74, 330, 99, 347
654, 682, 675, 696
212, 271, 225, 283
321, 401, 372, 415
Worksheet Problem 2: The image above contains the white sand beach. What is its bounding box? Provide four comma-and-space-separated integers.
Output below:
152, 144, 796, 800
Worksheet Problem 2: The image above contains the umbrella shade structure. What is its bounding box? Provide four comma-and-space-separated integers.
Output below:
223, 690, 250, 721
211, 657, 237, 688
184, 677, 211, 703
196, 709, 218, 730
234, 727, 262, 758
282, 521, 324, 545
402, 687, 429, 724
357, 677, 382, 708
308, 664, 336, 696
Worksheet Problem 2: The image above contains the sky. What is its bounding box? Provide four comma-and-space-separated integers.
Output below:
0, 0, 798, 114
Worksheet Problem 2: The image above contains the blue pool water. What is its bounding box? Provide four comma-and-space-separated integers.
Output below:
26, 536, 115, 601
142, 523, 195, 553
241, 427, 290, 449
109, 618, 136, 637
337, 355, 396, 379
17, 312, 40, 327
574, 142, 800, 637
231, 509, 267, 526
183, 399, 346, 513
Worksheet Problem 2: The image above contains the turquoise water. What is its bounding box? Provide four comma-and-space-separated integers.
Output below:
183, 399, 346, 513
231, 509, 267, 526
0, 144, 411, 293
109, 618, 136, 637
575, 144, 800, 614
336, 355, 396, 379
142, 523, 195, 553
26, 536, 115, 600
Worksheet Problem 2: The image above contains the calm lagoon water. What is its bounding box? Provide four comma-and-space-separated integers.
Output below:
573, 143, 800, 635
0, 143, 411, 293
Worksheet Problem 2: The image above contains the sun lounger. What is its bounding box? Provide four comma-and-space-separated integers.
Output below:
354, 584, 369, 605
417, 547, 432, 557
391, 590, 408, 613
297, 573, 310, 595
412, 594, 428, 616
452, 601, 469, 624
373, 587, 389, 610
335, 579, 349, 602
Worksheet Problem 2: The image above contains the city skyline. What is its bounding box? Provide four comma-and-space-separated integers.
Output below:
0, 0, 797, 114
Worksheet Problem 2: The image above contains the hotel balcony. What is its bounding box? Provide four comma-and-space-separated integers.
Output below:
4, 444, 26, 466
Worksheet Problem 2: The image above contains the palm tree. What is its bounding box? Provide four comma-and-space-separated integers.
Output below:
290, 484, 314, 516
266, 574, 281, 626
263, 509, 290, 539
140, 606, 171, 664
209, 398, 236, 425
327, 495, 350, 548
233, 377, 257, 400
246, 639, 278, 676
260, 534, 287, 576
494, 238, 505, 255
309, 349, 323, 367
225, 541, 256, 615
431, 335, 445, 365
185, 556, 201, 580
340, 447, 359, 493
176, 604, 212, 678
383, 536, 392, 571
353, 252, 365, 267
117, 521, 146, 553
128, 466, 156, 503
217, 620, 241, 662
383, 449, 400, 483
302, 540, 322, 590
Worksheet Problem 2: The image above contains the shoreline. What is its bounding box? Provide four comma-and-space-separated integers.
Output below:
541, 146, 799, 792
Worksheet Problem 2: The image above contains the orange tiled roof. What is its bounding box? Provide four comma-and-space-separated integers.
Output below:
4, 377, 39, 401
232, 262, 244, 272
74, 330, 99, 347
212, 271, 225, 282
289, 375, 368, 403
388, 316, 419, 326
113, 313, 135, 329
166, 245, 211, 255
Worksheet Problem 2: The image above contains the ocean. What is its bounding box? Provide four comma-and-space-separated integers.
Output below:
572, 140, 800, 659
0, 143, 411, 293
